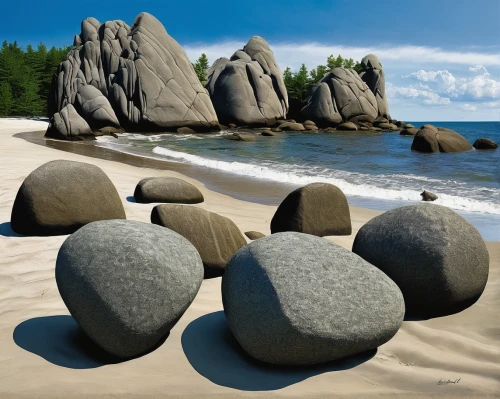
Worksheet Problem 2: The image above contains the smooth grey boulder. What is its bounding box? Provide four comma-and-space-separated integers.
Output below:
301, 68, 378, 127
151, 205, 247, 278
271, 183, 351, 236
411, 125, 472, 153
47, 12, 218, 139
11, 160, 126, 236
473, 138, 498, 150
352, 204, 489, 317
56, 220, 203, 358
206, 36, 288, 126
134, 177, 204, 204
222, 232, 405, 365
359, 55, 391, 120
46, 104, 94, 140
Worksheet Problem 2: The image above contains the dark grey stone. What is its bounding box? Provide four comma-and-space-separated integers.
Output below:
56, 220, 204, 358
352, 204, 489, 317
222, 232, 405, 365
359, 55, 391, 120
421, 190, 438, 201
473, 138, 498, 150
11, 160, 126, 236
411, 125, 472, 153
134, 177, 204, 204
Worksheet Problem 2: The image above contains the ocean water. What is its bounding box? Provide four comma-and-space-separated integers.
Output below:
95, 122, 500, 240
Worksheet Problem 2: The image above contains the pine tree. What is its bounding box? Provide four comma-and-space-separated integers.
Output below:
193, 53, 210, 85
0, 82, 13, 116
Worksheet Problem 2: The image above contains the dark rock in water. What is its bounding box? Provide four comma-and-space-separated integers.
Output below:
151, 205, 247, 278
244, 231, 266, 240
134, 177, 204, 204
301, 67, 378, 127
56, 220, 203, 358
278, 122, 305, 131
228, 123, 237, 129
376, 122, 393, 130
222, 232, 405, 365
206, 36, 288, 126
473, 138, 498, 150
411, 125, 472, 153
405, 123, 414, 128
359, 55, 391, 120
228, 133, 256, 141
177, 127, 197, 134
271, 182, 352, 236
337, 122, 358, 131
352, 204, 489, 317
270, 127, 282, 132
261, 131, 276, 136
421, 190, 438, 201
11, 160, 125, 236
400, 127, 418, 136
46, 12, 218, 139
395, 121, 406, 128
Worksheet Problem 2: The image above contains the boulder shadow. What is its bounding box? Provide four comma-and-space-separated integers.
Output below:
13, 315, 123, 369
0, 222, 24, 237
126, 196, 136, 203
181, 311, 376, 391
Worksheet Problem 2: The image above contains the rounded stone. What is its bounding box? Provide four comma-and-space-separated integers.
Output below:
473, 138, 498, 150
222, 232, 405, 365
56, 220, 204, 358
352, 204, 489, 317
244, 231, 266, 240
11, 160, 126, 236
337, 122, 358, 131
134, 177, 204, 204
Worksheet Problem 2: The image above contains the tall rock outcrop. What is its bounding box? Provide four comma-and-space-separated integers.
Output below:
46, 12, 218, 140
301, 67, 378, 127
359, 54, 391, 120
206, 36, 288, 126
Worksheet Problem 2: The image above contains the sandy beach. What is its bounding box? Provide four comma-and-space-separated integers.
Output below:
0, 118, 499, 398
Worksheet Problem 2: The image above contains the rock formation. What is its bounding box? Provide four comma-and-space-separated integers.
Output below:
301, 68, 378, 127
359, 54, 391, 120
411, 125, 472, 153
473, 138, 498, 150
134, 177, 204, 204
46, 12, 219, 140
11, 160, 126, 236
56, 220, 203, 358
206, 36, 288, 126
352, 204, 489, 317
222, 232, 405, 365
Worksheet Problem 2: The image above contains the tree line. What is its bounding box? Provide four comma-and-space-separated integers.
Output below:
0, 41, 70, 117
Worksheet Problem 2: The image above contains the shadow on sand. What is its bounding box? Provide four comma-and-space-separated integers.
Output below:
181, 311, 376, 391
0, 222, 24, 237
13, 315, 122, 369
126, 196, 136, 203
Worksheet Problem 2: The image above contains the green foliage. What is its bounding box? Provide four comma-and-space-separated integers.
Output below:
283, 54, 365, 105
192, 53, 210, 86
0, 40, 69, 116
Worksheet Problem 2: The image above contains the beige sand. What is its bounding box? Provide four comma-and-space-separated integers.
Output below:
0, 119, 498, 398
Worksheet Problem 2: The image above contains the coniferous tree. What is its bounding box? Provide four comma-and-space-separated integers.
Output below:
193, 53, 210, 85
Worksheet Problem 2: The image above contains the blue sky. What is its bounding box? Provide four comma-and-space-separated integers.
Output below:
2, 0, 499, 120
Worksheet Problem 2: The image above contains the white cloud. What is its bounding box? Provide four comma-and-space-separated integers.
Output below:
469, 65, 490, 75
386, 82, 450, 105
460, 104, 477, 111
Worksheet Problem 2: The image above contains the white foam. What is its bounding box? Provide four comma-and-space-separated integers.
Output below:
152, 145, 500, 215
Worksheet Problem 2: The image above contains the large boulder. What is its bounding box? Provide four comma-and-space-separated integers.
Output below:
151, 205, 247, 278
56, 220, 203, 358
271, 183, 351, 236
301, 67, 378, 127
473, 138, 498, 150
411, 125, 472, 153
134, 177, 204, 204
206, 36, 288, 126
222, 232, 405, 365
11, 160, 126, 236
359, 54, 391, 120
46, 12, 218, 139
352, 204, 489, 317
46, 104, 94, 140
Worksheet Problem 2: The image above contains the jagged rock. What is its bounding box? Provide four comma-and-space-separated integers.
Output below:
151, 205, 247, 278
46, 104, 93, 140
47, 12, 218, 139
222, 232, 405, 365
337, 122, 358, 131
271, 183, 352, 236
411, 125, 472, 153
421, 190, 438, 201
301, 68, 378, 127
352, 204, 489, 317
473, 138, 498, 150
11, 160, 126, 236
56, 220, 203, 358
359, 55, 391, 120
278, 122, 305, 131
134, 177, 204, 204
206, 36, 288, 126
244, 231, 266, 240
400, 127, 418, 136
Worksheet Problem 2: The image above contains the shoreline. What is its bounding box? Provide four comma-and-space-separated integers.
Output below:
0, 119, 499, 398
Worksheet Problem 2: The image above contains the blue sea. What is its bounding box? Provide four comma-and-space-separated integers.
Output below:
95, 122, 500, 240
